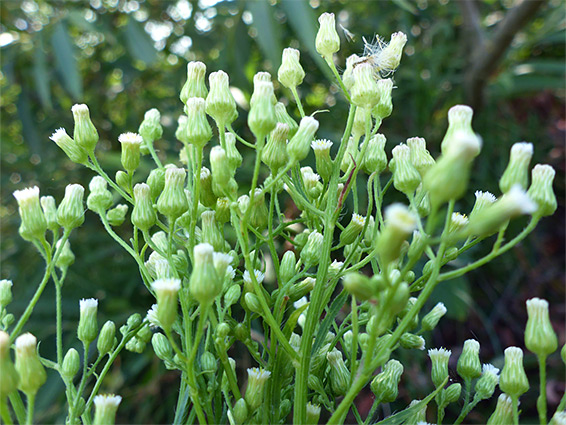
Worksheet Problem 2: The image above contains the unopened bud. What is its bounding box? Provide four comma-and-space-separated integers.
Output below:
288, 116, 320, 163
233, 398, 249, 424
378, 32, 407, 72
138, 108, 162, 152
279, 250, 297, 286
475, 364, 500, 400
441, 105, 479, 156
457, 339, 481, 380
157, 167, 189, 220
180, 61, 207, 103
225, 132, 242, 170
87, 176, 113, 215
499, 142, 533, 193
407, 137, 435, 177
14, 186, 47, 241
373, 78, 394, 120
400, 333, 425, 350
0, 331, 19, 398
131, 183, 156, 231
15, 333, 46, 395
315, 13, 340, 58
147, 168, 165, 201
327, 350, 350, 396
278, 48, 305, 89
93, 394, 122, 425
487, 394, 514, 425
186, 97, 213, 148
151, 332, 172, 360
118, 132, 142, 173
351, 63, 380, 109
248, 81, 277, 138
499, 346, 529, 398
61, 348, 80, 380
206, 70, 237, 125
72, 104, 99, 153
97, 320, 116, 356
362, 133, 387, 175
376, 204, 417, 265
301, 230, 324, 267
274, 102, 298, 138
428, 347, 451, 388
57, 184, 85, 230
106, 204, 128, 226
263, 123, 290, 174
370, 359, 404, 403
391, 144, 421, 195
245, 368, 271, 412
421, 302, 447, 332
525, 298, 558, 357
152, 278, 181, 331
190, 243, 222, 306
527, 164, 557, 217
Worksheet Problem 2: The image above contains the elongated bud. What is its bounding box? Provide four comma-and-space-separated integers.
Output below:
441, 105, 480, 156
444, 383, 462, 404
97, 320, 116, 356
475, 364, 500, 400
340, 213, 366, 245
400, 333, 425, 350
457, 339, 481, 380
428, 348, 451, 388
378, 31, 407, 72
316, 13, 340, 58
152, 278, 180, 331
373, 78, 394, 120
288, 116, 319, 163
327, 350, 350, 396
279, 250, 297, 286
206, 70, 237, 125
106, 204, 128, 226
250, 189, 269, 231
0, 280, 13, 308
61, 348, 80, 380
157, 167, 188, 220
304, 402, 321, 425
487, 394, 514, 425
469, 190, 497, 224
342, 272, 376, 301
351, 63, 380, 109
72, 104, 99, 153
467, 185, 536, 236
147, 168, 165, 201
40, 195, 58, 232
527, 164, 557, 217
93, 394, 122, 425
499, 346, 529, 397
151, 333, 172, 360
78, 298, 98, 344
87, 176, 113, 215
201, 211, 224, 252
371, 359, 404, 403
197, 167, 215, 208
118, 132, 142, 173
245, 368, 271, 412
376, 204, 417, 265
407, 137, 435, 177
248, 81, 277, 138
391, 144, 421, 195
14, 186, 47, 241
300, 230, 324, 267
115, 170, 130, 194
0, 331, 18, 398
50, 128, 88, 164
57, 184, 85, 230
421, 302, 447, 332
263, 123, 290, 174
232, 398, 249, 424
525, 298, 558, 357
311, 138, 333, 181
362, 133, 387, 175
274, 102, 298, 137
180, 61, 207, 103
55, 239, 75, 270
15, 333, 46, 395
138, 108, 162, 152
131, 183, 156, 231
210, 146, 232, 195
215, 197, 230, 224
301, 167, 322, 200
186, 97, 213, 148
190, 243, 222, 306
278, 48, 305, 89
225, 132, 242, 169
499, 142, 533, 193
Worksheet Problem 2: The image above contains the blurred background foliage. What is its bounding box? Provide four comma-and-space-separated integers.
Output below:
1, 0, 564, 423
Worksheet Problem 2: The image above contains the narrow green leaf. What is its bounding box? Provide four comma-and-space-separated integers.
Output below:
124, 18, 158, 65
32, 36, 52, 109
51, 21, 83, 100
312, 289, 348, 355
392, 0, 419, 15
283, 302, 310, 337
247, 1, 282, 69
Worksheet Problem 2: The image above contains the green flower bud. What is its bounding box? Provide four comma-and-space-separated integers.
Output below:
274, 102, 298, 138
200, 351, 217, 374
206, 70, 237, 125
57, 184, 85, 230
86, 176, 113, 215
117, 132, 142, 174
263, 123, 290, 174
196, 168, 215, 209
15, 333, 46, 395
288, 116, 319, 163
13, 186, 47, 241
0, 331, 19, 398
391, 144, 421, 195
97, 320, 116, 356
242, 269, 265, 295
125, 337, 146, 353
55, 239, 75, 270
50, 128, 88, 164
340, 213, 366, 246
457, 339, 481, 380
201, 210, 224, 252
244, 292, 262, 314
378, 32, 407, 72
443, 383, 462, 405
214, 197, 230, 224
152, 333, 172, 360
376, 204, 417, 266
405, 399, 427, 425
180, 61, 207, 104
0, 279, 13, 308
244, 367, 271, 412
250, 189, 269, 231
224, 132, 242, 168
301, 167, 322, 200
561, 343, 566, 365
152, 278, 181, 331
362, 133, 387, 175
525, 298, 558, 357
400, 333, 425, 350
407, 137, 435, 177
342, 272, 375, 301
72, 104, 99, 153
224, 284, 241, 308
467, 186, 536, 237
93, 394, 122, 425
157, 167, 189, 220
500, 346, 529, 398
373, 78, 394, 120
351, 63, 380, 109
342, 54, 359, 91
487, 394, 514, 425
288, 277, 315, 301
138, 108, 162, 153
315, 13, 340, 58
428, 348, 451, 388
61, 348, 80, 381
78, 298, 98, 344
279, 250, 297, 286
327, 349, 350, 396
147, 168, 165, 202
300, 230, 324, 268
210, 146, 231, 193
40, 195, 58, 232
311, 138, 333, 182
186, 97, 213, 148
106, 204, 128, 226
421, 302, 447, 332
499, 142, 533, 193
278, 48, 305, 89
468, 191, 496, 229
527, 164, 557, 217
371, 359, 404, 403
475, 364, 500, 400
190, 243, 222, 306
440, 105, 479, 156
131, 183, 156, 231
306, 402, 321, 425
233, 398, 249, 425
248, 81, 277, 138
115, 171, 130, 195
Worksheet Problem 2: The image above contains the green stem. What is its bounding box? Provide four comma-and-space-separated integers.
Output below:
24, 393, 35, 425
87, 154, 133, 204
363, 397, 381, 425
55, 278, 64, 365
537, 354, 548, 425
189, 146, 204, 255
69, 342, 90, 424
8, 392, 26, 425
511, 395, 519, 425
1, 397, 13, 425
453, 395, 481, 425
324, 56, 352, 102
290, 87, 305, 118
147, 137, 164, 168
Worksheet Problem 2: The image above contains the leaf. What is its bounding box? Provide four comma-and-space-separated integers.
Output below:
247, 1, 283, 69
32, 36, 52, 109
312, 289, 348, 355
283, 302, 310, 337
17, 89, 42, 155
123, 17, 158, 65
391, 0, 419, 15
51, 21, 83, 100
